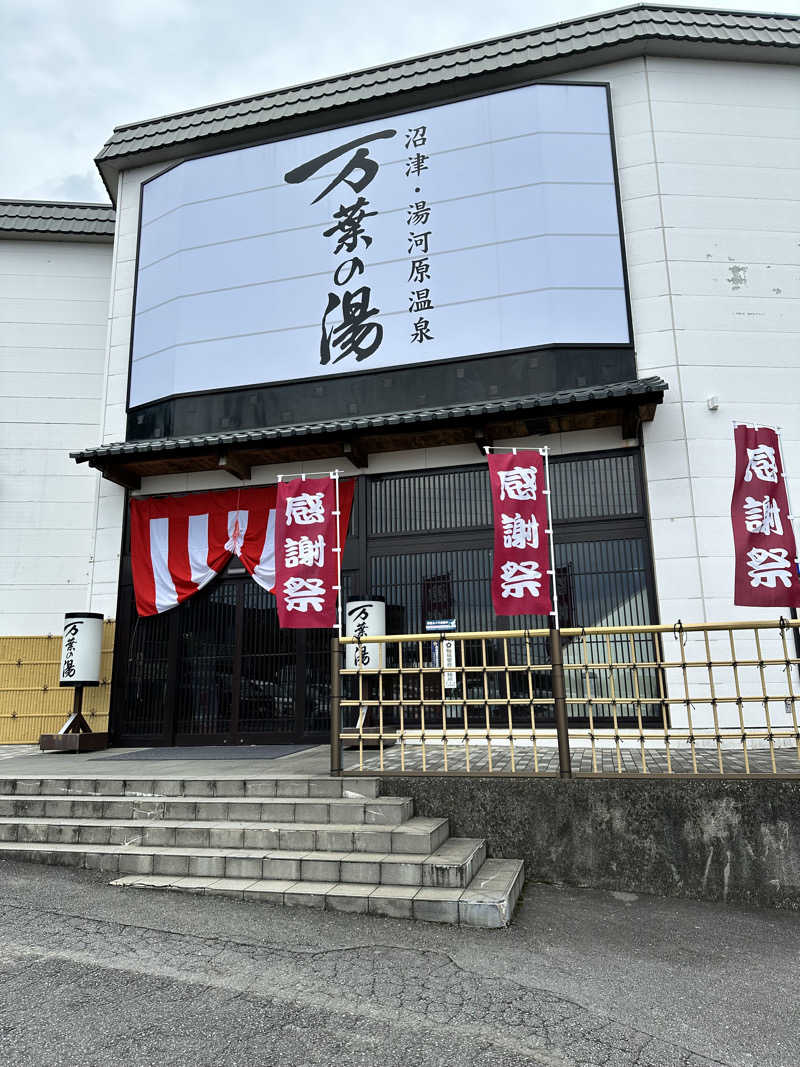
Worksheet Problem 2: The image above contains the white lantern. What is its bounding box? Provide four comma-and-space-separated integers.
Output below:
345, 599, 386, 670
59, 612, 104, 687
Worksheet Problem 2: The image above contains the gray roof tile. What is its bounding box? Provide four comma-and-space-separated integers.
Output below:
71, 377, 667, 465
0, 200, 115, 240
94, 4, 800, 184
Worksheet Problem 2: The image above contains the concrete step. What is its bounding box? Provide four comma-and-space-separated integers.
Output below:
0, 815, 449, 855
109, 858, 525, 927
0, 794, 413, 825
0, 776, 381, 799
0, 837, 486, 888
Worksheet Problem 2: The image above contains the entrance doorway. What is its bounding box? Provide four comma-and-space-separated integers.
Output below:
117, 566, 332, 746
112, 448, 659, 745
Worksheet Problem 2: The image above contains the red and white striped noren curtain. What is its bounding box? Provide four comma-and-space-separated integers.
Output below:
130, 486, 278, 617
130, 481, 355, 619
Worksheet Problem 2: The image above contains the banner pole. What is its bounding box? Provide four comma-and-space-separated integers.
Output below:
542, 446, 560, 632
774, 430, 800, 671
333, 469, 343, 639
775, 428, 800, 562
330, 633, 342, 776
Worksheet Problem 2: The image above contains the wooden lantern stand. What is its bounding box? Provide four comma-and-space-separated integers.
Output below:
39, 611, 109, 753
40, 685, 109, 753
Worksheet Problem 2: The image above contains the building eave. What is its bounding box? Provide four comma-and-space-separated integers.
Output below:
0, 200, 115, 242
71, 377, 668, 489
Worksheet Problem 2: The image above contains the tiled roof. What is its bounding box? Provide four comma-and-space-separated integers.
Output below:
0, 200, 115, 240
95, 4, 799, 189
71, 376, 667, 464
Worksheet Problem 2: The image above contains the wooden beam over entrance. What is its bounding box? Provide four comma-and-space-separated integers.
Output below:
73, 379, 668, 487
217, 452, 252, 481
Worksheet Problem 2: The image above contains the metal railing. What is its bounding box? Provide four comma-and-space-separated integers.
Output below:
330, 619, 800, 777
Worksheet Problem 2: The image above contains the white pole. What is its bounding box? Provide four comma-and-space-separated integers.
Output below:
332, 469, 343, 638
542, 445, 560, 631
774, 429, 800, 613
766, 429, 800, 681
773, 428, 798, 550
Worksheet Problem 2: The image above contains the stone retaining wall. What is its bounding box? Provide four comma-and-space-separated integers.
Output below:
379, 775, 800, 909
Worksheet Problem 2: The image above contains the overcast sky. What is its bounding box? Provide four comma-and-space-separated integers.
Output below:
2, 0, 798, 203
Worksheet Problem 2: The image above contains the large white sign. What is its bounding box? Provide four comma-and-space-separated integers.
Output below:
130, 83, 629, 409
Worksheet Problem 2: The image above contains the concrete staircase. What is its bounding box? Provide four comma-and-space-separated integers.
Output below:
0, 773, 524, 927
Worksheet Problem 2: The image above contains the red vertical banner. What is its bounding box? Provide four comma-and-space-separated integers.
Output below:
274, 477, 341, 628
488, 452, 553, 617
732, 424, 800, 607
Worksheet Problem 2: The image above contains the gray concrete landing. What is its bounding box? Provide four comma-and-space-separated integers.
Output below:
0, 742, 334, 780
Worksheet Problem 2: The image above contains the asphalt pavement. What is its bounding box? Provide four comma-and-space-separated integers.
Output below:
0, 857, 798, 1066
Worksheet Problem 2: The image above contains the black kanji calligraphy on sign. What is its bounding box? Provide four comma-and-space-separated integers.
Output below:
61, 620, 82, 679
408, 231, 431, 255
347, 604, 372, 666
320, 287, 383, 364
324, 198, 377, 255
408, 257, 431, 284
405, 126, 427, 149
411, 316, 433, 344
409, 288, 434, 313
284, 129, 396, 204
405, 153, 429, 178
407, 200, 431, 227
333, 257, 365, 286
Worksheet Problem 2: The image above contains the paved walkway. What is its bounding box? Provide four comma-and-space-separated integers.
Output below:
2, 741, 799, 778
1, 857, 798, 1066
0, 744, 38, 762
343, 741, 800, 776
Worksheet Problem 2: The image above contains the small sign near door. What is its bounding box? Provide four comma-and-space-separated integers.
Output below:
423, 573, 455, 632
441, 638, 457, 690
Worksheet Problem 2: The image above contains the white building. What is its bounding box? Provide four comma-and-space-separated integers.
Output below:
0, 202, 115, 635
2, 5, 799, 745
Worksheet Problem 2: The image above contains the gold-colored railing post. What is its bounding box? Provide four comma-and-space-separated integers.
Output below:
550, 626, 572, 778
330, 634, 342, 777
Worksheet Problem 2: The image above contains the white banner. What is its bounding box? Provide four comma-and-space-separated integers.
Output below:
130, 82, 629, 408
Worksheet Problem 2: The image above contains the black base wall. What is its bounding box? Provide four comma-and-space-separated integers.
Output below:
379, 776, 800, 909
